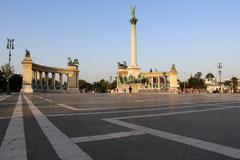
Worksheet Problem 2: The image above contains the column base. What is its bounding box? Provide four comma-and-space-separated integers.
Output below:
168, 87, 178, 93
21, 84, 33, 93
67, 88, 79, 93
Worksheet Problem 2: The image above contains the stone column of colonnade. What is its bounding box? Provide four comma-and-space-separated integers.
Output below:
39, 71, 43, 89
164, 76, 168, 89
59, 73, 63, 89
35, 71, 65, 90
45, 72, 49, 88
32, 71, 66, 91
32, 70, 36, 90
146, 76, 169, 89
52, 73, 55, 89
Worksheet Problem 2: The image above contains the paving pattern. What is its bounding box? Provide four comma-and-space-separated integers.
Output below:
0, 93, 240, 160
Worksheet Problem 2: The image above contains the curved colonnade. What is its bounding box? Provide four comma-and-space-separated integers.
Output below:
21, 53, 79, 93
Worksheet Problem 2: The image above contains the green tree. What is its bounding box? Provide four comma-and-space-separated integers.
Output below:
187, 72, 205, 89
79, 79, 93, 92
92, 79, 110, 93
110, 80, 117, 90
0, 64, 22, 92
231, 77, 238, 93
0, 70, 7, 92
1, 64, 14, 80
9, 74, 22, 92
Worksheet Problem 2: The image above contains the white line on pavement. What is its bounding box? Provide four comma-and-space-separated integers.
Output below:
23, 94, 92, 160
104, 118, 240, 159
58, 103, 78, 110
56, 100, 238, 111
112, 105, 240, 120
0, 94, 27, 160
45, 103, 239, 117
0, 95, 12, 101
0, 116, 11, 120
71, 130, 146, 143
34, 95, 240, 112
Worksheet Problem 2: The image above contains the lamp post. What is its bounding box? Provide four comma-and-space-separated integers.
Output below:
6, 39, 14, 94
217, 62, 222, 93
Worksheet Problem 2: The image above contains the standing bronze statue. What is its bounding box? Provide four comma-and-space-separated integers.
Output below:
130, 4, 136, 19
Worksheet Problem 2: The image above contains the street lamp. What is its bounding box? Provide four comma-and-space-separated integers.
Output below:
6, 38, 14, 94
217, 62, 222, 93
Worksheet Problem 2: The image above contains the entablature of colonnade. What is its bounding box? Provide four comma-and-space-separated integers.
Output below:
32, 63, 69, 74
142, 72, 170, 77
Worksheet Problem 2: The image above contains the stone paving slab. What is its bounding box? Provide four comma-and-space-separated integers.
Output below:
122, 107, 240, 149
0, 119, 10, 147
78, 134, 234, 160
22, 97, 60, 160
48, 116, 132, 137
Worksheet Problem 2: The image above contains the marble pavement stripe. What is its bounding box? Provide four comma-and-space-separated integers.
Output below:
23, 94, 92, 160
34, 95, 239, 111
113, 105, 240, 120
46, 103, 239, 117
43, 98, 53, 102
104, 118, 240, 159
0, 116, 11, 120
57, 103, 78, 110
0, 94, 27, 160
71, 130, 146, 143
0, 95, 11, 101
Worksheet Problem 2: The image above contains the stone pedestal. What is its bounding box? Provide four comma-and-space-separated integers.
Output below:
21, 56, 33, 93
67, 66, 79, 90
67, 88, 80, 93
169, 66, 178, 93
128, 67, 141, 78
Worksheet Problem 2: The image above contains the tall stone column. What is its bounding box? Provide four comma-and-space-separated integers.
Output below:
128, 5, 140, 78
21, 52, 33, 93
130, 17, 137, 68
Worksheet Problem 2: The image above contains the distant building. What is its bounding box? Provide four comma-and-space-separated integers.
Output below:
205, 72, 229, 93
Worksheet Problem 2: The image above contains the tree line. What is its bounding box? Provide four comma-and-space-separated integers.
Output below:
0, 64, 22, 93
79, 79, 116, 93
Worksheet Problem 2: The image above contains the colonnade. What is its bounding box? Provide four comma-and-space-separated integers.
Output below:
145, 76, 168, 89
32, 70, 67, 90
21, 51, 79, 93
116, 65, 178, 93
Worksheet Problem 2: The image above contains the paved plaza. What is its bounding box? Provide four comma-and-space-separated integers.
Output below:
0, 93, 240, 160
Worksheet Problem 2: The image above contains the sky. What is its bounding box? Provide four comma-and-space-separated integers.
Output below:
1, 0, 240, 82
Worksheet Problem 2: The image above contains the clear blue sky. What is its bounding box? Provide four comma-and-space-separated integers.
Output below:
1, 0, 240, 82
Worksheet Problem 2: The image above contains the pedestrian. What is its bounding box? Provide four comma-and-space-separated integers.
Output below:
129, 85, 132, 93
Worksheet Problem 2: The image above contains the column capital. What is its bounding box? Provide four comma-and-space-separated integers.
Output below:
130, 17, 138, 25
